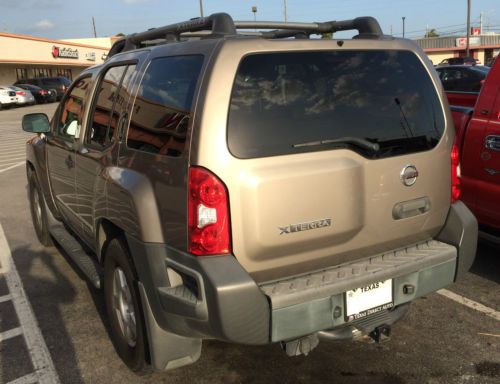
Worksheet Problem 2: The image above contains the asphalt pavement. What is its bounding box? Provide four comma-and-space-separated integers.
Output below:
0, 104, 499, 384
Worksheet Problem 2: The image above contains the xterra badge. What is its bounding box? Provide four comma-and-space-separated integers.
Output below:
279, 218, 332, 235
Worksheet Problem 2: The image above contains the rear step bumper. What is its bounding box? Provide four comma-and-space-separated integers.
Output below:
124, 202, 476, 368
262, 240, 457, 341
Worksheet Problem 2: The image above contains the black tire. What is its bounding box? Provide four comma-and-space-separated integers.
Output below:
28, 172, 53, 246
104, 238, 150, 373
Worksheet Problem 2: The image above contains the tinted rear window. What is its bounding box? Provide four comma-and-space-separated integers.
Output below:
228, 50, 445, 159
40, 79, 62, 88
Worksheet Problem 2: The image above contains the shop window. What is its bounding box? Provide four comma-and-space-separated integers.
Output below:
34, 68, 52, 78
55, 69, 73, 80
16, 68, 28, 81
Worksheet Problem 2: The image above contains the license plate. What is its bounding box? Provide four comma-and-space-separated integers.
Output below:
345, 279, 393, 321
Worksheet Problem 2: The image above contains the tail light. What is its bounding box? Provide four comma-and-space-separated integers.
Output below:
16, 91, 26, 96
451, 143, 461, 203
39, 90, 47, 95
188, 166, 231, 256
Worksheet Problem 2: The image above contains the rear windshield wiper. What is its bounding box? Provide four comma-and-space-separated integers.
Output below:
293, 137, 380, 152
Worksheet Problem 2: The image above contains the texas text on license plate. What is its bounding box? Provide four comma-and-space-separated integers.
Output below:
345, 279, 393, 322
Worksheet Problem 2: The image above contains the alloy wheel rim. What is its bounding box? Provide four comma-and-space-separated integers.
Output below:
112, 267, 137, 347
33, 188, 42, 230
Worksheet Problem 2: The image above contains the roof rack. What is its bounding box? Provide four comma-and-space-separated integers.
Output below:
107, 13, 383, 58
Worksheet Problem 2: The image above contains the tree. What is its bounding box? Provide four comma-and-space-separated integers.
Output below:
321, 32, 333, 39
425, 29, 439, 38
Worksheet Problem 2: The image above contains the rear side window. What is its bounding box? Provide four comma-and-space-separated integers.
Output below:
41, 79, 61, 88
87, 65, 128, 148
127, 55, 203, 157
228, 50, 445, 159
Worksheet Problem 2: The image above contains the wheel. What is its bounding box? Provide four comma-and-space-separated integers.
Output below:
104, 238, 149, 373
28, 172, 52, 246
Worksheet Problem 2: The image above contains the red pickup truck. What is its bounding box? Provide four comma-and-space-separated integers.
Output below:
451, 56, 500, 234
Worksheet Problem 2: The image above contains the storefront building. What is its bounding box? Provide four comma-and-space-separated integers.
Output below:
0, 32, 113, 85
415, 34, 500, 66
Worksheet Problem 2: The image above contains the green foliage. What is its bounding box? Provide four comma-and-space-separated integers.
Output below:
425, 29, 439, 38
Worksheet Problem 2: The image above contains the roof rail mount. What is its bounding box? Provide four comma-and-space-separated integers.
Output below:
107, 13, 383, 58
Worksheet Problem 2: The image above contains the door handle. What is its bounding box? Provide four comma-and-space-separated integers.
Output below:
65, 155, 75, 169
485, 135, 500, 152
480, 109, 489, 116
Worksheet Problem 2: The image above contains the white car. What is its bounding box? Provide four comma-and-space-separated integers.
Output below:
0, 86, 17, 110
9, 86, 35, 106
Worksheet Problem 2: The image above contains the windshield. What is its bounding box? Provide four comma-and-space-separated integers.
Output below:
227, 50, 445, 159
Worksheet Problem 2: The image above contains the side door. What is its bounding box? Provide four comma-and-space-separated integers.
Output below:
75, 58, 142, 245
475, 77, 500, 229
46, 76, 92, 229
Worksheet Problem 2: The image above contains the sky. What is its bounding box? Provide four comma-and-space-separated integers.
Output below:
0, 0, 499, 40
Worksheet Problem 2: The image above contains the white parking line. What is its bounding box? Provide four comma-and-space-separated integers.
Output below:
0, 224, 61, 384
0, 327, 23, 342
438, 289, 500, 321
0, 293, 13, 303
7, 372, 39, 384
0, 162, 24, 173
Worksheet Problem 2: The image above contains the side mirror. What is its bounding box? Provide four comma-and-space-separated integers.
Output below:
22, 113, 50, 133
480, 79, 486, 87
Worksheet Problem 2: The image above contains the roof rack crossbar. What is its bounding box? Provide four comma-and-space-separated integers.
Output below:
107, 14, 382, 58
108, 12, 236, 57
235, 17, 382, 39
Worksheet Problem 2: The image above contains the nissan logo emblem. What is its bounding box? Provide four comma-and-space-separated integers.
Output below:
400, 165, 418, 186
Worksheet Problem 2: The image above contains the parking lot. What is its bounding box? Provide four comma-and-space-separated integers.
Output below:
0, 104, 499, 384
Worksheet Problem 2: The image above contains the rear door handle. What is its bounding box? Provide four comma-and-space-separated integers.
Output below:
485, 135, 500, 152
480, 109, 489, 115
65, 155, 75, 169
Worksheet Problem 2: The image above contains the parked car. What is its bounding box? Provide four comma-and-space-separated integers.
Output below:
438, 56, 480, 66
14, 76, 71, 101
0, 86, 17, 109
8, 86, 35, 106
450, 56, 500, 234
436, 65, 490, 107
15, 83, 56, 104
22, 13, 477, 374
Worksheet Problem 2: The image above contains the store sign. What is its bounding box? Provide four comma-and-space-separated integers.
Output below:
52, 46, 79, 59
455, 37, 481, 48
471, 27, 481, 36
85, 52, 96, 61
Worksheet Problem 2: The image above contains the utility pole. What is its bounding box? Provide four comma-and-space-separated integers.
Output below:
283, 0, 288, 22
390, 25, 393, 35
92, 17, 97, 38
466, 0, 471, 57
199, 0, 204, 17
402, 16, 406, 38
480, 11, 483, 34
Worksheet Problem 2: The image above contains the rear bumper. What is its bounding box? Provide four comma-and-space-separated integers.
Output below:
127, 201, 477, 365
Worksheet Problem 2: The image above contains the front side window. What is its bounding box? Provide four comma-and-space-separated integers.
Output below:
57, 76, 92, 140
228, 50, 445, 159
127, 55, 204, 157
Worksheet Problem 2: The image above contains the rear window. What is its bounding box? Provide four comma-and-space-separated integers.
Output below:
228, 50, 445, 159
40, 79, 62, 88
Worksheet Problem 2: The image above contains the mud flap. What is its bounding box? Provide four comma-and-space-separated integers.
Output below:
138, 282, 202, 371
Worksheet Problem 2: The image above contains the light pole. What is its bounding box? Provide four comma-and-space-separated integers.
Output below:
199, 0, 204, 17
466, 0, 471, 57
252, 6, 257, 22
402, 16, 406, 38
284, 0, 288, 22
